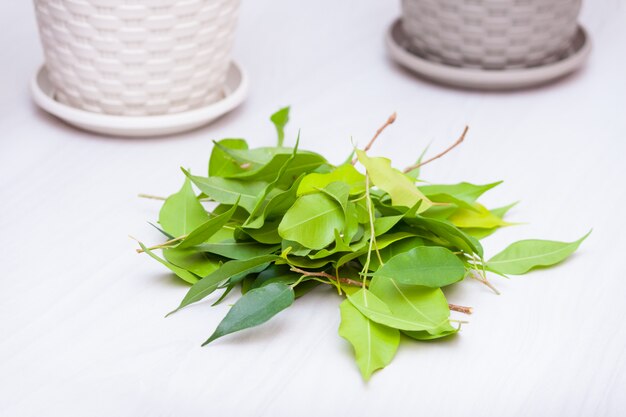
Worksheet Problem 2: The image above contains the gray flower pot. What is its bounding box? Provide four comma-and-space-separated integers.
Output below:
401, 0, 582, 69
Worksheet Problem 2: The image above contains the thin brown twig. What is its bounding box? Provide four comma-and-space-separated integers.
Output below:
351, 112, 397, 165
449, 303, 473, 315
290, 266, 365, 287
403, 126, 469, 173
291, 267, 476, 314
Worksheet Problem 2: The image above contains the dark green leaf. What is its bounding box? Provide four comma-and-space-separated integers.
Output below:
169, 255, 279, 315
203, 282, 294, 345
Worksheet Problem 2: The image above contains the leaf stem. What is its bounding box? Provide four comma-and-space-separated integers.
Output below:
469, 268, 500, 295
135, 234, 187, 253
289, 266, 365, 288
351, 112, 397, 165
138, 193, 167, 201
402, 126, 468, 173
359, 175, 383, 283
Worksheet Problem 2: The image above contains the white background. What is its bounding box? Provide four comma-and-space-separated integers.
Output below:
1, 1, 626, 416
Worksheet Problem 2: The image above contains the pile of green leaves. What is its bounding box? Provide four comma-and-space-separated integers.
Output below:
138, 108, 588, 380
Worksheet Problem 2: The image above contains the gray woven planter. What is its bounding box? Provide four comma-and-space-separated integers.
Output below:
401, 0, 582, 69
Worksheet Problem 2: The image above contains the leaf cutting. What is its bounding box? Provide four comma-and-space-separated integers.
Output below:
136, 107, 589, 380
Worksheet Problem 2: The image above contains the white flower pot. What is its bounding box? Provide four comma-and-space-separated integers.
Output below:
401, 0, 582, 69
33, 0, 240, 116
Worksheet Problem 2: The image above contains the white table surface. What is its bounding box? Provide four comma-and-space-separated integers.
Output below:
1, 1, 626, 416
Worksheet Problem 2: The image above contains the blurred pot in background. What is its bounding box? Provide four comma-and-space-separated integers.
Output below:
401, 0, 582, 69
33, 0, 240, 116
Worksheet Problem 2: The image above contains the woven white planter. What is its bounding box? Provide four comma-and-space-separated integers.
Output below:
34, 0, 240, 116
401, 0, 582, 69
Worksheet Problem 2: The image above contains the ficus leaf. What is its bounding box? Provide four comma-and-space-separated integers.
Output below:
209, 138, 250, 177
163, 247, 221, 277
356, 150, 432, 212
419, 181, 502, 205
373, 246, 465, 287
449, 203, 510, 229
196, 240, 280, 260
139, 243, 199, 284
203, 282, 294, 345
347, 289, 442, 332
486, 231, 591, 275
369, 275, 451, 331
184, 169, 268, 213
159, 177, 209, 237
271, 107, 290, 147
278, 193, 345, 250
176, 201, 239, 249
338, 299, 400, 381
298, 164, 366, 195
406, 215, 484, 257
169, 255, 280, 315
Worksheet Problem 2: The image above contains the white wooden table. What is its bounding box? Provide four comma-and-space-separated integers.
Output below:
1, 1, 625, 416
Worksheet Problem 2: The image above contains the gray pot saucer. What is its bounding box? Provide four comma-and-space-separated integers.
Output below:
386, 19, 591, 91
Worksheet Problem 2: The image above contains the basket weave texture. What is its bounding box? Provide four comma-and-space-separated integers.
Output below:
34, 0, 239, 116
401, 0, 581, 69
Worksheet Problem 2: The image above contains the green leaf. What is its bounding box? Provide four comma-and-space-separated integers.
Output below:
405, 144, 430, 180
450, 203, 510, 229
176, 202, 239, 249
486, 232, 590, 275
373, 202, 421, 237
347, 289, 441, 331
406, 215, 483, 257
463, 202, 518, 239
338, 299, 400, 381
297, 164, 366, 195
169, 255, 279, 314
369, 275, 451, 331
335, 232, 417, 270
243, 175, 304, 230
163, 247, 221, 277
209, 138, 250, 177
159, 177, 209, 236
196, 240, 279, 260
184, 169, 268, 213
419, 181, 502, 205
403, 321, 458, 341
239, 218, 283, 244
251, 265, 301, 289
225, 151, 326, 184
139, 243, 199, 284
365, 236, 425, 271
309, 229, 359, 259
203, 282, 294, 345
271, 107, 290, 147
357, 150, 432, 212
278, 193, 345, 250
373, 246, 465, 287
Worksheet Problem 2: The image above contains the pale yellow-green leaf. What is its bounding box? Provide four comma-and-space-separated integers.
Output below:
356, 150, 431, 212
339, 299, 399, 381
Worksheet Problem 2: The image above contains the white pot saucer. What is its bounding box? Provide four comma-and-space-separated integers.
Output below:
386, 19, 591, 90
30, 61, 248, 137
